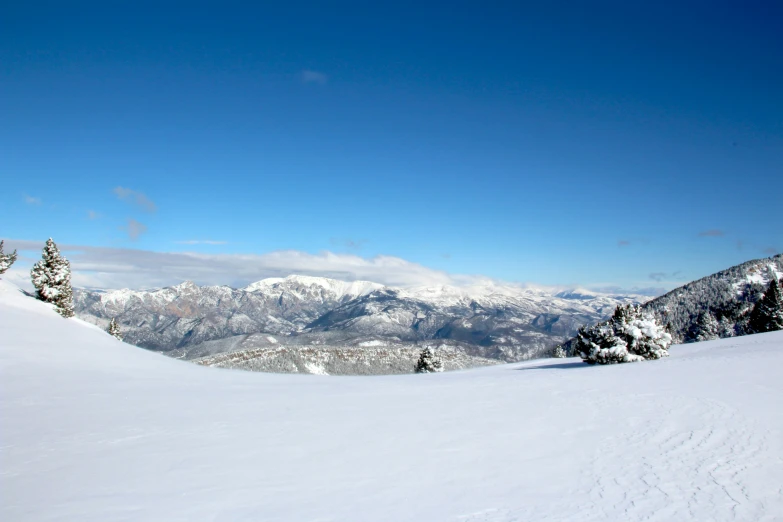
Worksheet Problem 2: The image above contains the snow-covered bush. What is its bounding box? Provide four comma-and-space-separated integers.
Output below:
552, 345, 566, 358
30, 238, 74, 318
107, 318, 123, 341
0, 240, 17, 275
575, 305, 671, 364
415, 346, 443, 373
748, 278, 783, 333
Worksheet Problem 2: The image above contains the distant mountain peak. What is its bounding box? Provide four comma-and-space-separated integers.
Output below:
244, 274, 384, 298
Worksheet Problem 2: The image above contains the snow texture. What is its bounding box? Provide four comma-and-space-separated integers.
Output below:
2, 279, 782, 521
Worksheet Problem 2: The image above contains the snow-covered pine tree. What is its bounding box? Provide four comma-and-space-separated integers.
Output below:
30, 238, 74, 318
575, 304, 671, 364
0, 240, 18, 275
615, 306, 672, 360
107, 318, 123, 341
574, 321, 632, 364
748, 277, 783, 333
687, 310, 719, 342
415, 346, 444, 373
553, 345, 566, 358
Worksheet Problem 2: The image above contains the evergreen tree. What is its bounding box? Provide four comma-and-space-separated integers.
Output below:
574, 321, 632, 364
107, 318, 123, 341
30, 238, 74, 318
415, 346, 444, 373
0, 240, 18, 275
748, 278, 783, 333
575, 304, 671, 364
687, 311, 719, 342
552, 345, 566, 358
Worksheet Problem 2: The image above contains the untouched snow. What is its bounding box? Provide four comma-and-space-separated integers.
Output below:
2, 280, 782, 521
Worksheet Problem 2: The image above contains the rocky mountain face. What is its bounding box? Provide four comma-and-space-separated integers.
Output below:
562, 254, 783, 354
74, 274, 648, 374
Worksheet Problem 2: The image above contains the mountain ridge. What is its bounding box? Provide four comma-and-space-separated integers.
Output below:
73, 275, 648, 371
562, 254, 783, 354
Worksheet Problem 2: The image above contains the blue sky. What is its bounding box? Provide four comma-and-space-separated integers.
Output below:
1, 1, 781, 291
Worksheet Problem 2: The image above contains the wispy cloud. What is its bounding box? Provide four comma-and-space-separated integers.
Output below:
617, 240, 631, 247
589, 285, 667, 297
2, 239, 686, 295
698, 229, 724, 237
330, 238, 367, 250
763, 247, 778, 255
113, 187, 156, 213
175, 240, 228, 245
2, 240, 480, 290
647, 270, 687, 284
124, 219, 148, 240
87, 210, 100, 220
24, 195, 41, 205
301, 70, 328, 84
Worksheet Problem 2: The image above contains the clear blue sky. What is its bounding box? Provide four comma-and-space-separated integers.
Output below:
1, 1, 781, 291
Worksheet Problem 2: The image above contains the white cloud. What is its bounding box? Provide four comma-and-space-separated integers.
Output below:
301, 70, 328, 84
2, 240, 671, 295
2, 240, 467, 290
24, 195, 41, 205
175, 240, 228, 245
113, 186, 156, 212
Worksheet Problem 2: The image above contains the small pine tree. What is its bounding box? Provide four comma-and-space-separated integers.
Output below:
553, 345, 566, 358
107, 318, 123, 341
30, 238, 74, 318
415, 346, 444, 373
0, 240, 18, 275
748, 278, 783, 333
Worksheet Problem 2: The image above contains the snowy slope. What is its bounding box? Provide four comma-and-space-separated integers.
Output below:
2, 279, 782, 521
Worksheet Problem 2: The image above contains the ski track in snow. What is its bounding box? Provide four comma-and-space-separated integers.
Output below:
2, 280, 783, 522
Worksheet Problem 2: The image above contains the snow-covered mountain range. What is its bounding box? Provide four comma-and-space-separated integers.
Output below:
74, 275, 647, 372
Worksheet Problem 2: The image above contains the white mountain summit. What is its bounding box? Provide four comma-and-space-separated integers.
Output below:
244, 274, 384, 300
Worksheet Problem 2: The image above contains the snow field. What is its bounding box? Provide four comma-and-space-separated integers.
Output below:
1, 280, 782, 521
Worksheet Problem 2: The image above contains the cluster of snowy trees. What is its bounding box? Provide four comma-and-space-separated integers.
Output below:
643, 256, 783, 343
574, 305, 672, 364
680, 273, 783, 341
748, 278, 783, 333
